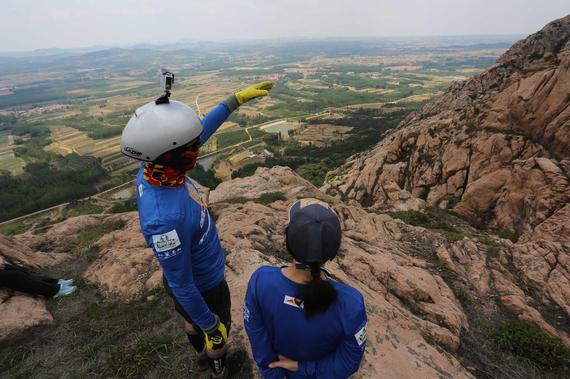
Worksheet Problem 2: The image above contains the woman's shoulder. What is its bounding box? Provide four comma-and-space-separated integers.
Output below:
251, 265, 282, 280
247, 266, 287, 298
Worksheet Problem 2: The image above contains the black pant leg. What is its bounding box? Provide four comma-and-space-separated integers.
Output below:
202, 280, 232, 333
163, 277, 232, 333
0, 268, 60, 297
41, 277, 59, 284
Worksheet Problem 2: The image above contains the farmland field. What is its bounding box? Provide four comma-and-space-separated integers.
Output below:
0, 150, 24, 175
0, 130, 24, 174
293, 124, 353, 147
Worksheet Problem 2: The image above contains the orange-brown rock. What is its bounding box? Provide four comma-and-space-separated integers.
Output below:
0, 233, 70, 269
82, 213, 162, 298
325, 16, 570, 348
212, 168, 473, 378
325, 15, 570, 237
3, 163, 568, 376
0, 292, 53, 341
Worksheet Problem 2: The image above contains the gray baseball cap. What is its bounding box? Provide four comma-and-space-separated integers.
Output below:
286, 198, 342, 264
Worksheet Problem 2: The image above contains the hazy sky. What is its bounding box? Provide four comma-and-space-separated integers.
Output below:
1, 0, 569, 52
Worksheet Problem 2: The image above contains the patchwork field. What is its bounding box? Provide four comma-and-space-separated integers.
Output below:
0, 150, 24, 175
46, 126, 131, 171
293, 124, 353, 146
0, 131, 24, 175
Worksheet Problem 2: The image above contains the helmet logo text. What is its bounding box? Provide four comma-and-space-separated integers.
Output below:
124, 146, 142, 156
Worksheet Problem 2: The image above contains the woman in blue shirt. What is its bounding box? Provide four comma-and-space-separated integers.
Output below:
244, 199, 368, 379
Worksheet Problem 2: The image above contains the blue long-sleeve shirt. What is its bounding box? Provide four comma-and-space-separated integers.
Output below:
244, 266, 368, 379
136, 101, 232, 330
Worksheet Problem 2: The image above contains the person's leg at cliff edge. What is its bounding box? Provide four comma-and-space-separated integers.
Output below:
163, 276, 232, 377
0, 257, 76, 298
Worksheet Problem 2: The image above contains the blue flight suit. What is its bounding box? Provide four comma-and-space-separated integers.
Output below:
136, 102, 232, 330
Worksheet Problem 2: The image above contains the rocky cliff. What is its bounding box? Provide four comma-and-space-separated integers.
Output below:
1, 167, 474, 378
320, 18, 570, 369
324, 15, 570, 238
1, 165, 568, 378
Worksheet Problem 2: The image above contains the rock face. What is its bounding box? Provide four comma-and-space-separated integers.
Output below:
0, 290, 54, 341
0, 233, 70, 269
321, 15, 570, 355
324, 15, 570, 237
82, 214, 162, 298
1, 165, 568, 376
98, 167, 475, 378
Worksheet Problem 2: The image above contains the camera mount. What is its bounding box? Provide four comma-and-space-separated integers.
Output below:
155, 69, 175, 105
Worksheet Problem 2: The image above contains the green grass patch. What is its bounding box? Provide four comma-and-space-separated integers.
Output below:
498, 229, 518, 243
63, 200, 104, 218
0, 219, 35, 236
453, 287, 471, 304
224, 196, 251, 204
389, 207, 504, 243
255, 191, 287, 205
0, 287, 200, 379
221, 192, 286, 206
491, 320, 570, 370
75, 219, 125, 251
109, 198, 138, 213
390, 210, 431, 226
71, 298, 175, 377
389, 208, 464, 239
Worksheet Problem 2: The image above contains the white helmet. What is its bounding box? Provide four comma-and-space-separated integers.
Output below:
120, 100, 203, 161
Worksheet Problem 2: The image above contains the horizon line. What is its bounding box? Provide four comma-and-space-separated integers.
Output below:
0, 33, 525, 55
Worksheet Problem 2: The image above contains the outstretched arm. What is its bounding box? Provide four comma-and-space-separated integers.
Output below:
200, 81, 273, 145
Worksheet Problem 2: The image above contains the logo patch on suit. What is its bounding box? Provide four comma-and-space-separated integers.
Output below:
283, 295, 304, 309
152, 230, 181, 253
354, 323, 367, 346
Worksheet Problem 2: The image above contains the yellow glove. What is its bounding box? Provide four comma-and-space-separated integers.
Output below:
234, 81, 273, 105
204, 317, 228, 351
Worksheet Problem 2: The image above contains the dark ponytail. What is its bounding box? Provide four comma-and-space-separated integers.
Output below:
300, 262, 338, 319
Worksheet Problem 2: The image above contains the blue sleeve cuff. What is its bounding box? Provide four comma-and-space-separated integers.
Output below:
223, 95, 239, 112
199, 313, 217, 331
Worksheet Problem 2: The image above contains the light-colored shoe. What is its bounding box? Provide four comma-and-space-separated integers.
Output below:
54, 284, 76, 298
58, 278, 74, 287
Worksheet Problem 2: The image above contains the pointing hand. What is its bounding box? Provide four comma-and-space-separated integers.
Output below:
234, 81, 273, 105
